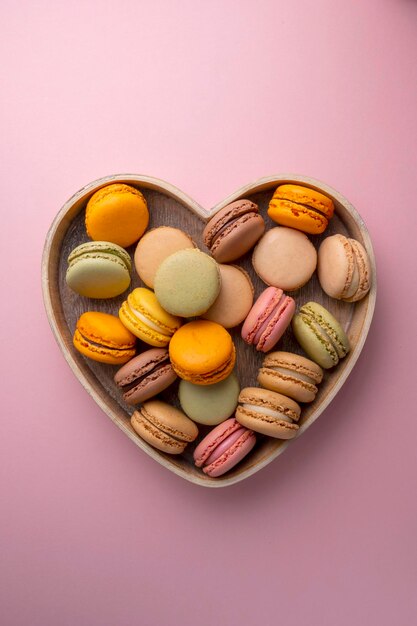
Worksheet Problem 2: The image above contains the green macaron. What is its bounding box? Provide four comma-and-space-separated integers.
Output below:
66, 241, 131, 298
292, 301, 350, 369
154, 249, 221, 317
178, 373, 240, 425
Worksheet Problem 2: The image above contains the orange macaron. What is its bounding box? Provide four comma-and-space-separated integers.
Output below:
73, 311, 136, 364
86, 183, 149, 248
169, 320, 236, 385
268, 184, 334, 234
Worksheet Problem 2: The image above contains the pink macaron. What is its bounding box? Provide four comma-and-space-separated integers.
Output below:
193, 418, 256, 477
241, 287, 295, 352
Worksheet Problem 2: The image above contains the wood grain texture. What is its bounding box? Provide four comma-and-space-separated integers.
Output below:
42, 174, 377, 487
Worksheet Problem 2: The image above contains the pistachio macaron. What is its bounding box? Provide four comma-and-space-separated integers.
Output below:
66, 241, 131, 298
73, 311, 136, 364
154, 249, 221, 317
178, 373, 240, 425
258, 351, 323, 403
131, 400, 198, 454
119, 288, 181, 347
292, 302, 350, 369
236, 387, 301, 439
86, 183, 149, 248
169, 320, 236, 385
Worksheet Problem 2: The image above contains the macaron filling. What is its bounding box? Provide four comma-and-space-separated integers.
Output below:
241, 403, 293, 423
266, 366, 317, 385
75, 328, 134, 351
130, 306, 173, 336
121, 363, 173, 396
274, 197, 330, 221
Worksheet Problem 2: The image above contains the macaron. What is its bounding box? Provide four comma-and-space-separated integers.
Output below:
114, 348, 177, 405
241, 287, 295, 352
203, 199, 265, 263
66, 241, 131, 298
318, 234, 371, 302
119, 287, 181, 347
258, 351, 323, 403
202, 264, 254, 328
85, 183, 149, 248
73, 312, 136, 364
193, 418, 256, 477
134, 226, 195, 288
292, 302, 350, 369
252, 227, 317, 291
154, 249, 221, 317
178, 373, 240, 425
236, 387, 301, 439
268, 184, 334, 234
169, 320, 236, 385
131, 400, 198, 454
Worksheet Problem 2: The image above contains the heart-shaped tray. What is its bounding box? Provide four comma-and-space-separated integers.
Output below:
42, 174, 376, 487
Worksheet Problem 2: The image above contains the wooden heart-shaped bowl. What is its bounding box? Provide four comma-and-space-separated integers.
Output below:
42, 174, 376, 487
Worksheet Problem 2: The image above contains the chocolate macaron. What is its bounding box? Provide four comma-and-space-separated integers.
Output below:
114, 348, 177, 405
203, 199, 265, 263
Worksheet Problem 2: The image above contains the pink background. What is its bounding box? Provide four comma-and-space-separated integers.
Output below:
1, 1, 416, 624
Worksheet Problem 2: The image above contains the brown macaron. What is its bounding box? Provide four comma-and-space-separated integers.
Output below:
114, 348, 177, 405
203, 199, 265, 263
131, 400, 198, 454
258, 351, 323, 403
235, 387, 301, 439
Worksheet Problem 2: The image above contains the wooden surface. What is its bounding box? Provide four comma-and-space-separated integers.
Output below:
42, 174, 377, 487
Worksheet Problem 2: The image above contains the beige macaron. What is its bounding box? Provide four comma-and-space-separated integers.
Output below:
235, 387, 301, 439
252, 227, 317, 291
317, 234, 371, 302
202, 264, 254, 328
131, 399, 199, 454
258, 351, 323, 403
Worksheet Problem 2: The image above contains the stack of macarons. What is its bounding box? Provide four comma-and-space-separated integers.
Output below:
65, 180, 372, 478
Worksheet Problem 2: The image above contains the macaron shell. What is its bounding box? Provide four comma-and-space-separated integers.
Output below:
154, 249, 221, 317
344, 239, 371, 302
202, 264, 254, 328
141, 400, 199, 441
241, 287, 295, 352
169, 321, 236, 385
203, 200, 259, 247
203, 429, 256, 477
318, 235, 358, 300
258, 351, 323, 403
178, 373, 240, 425
209, 213, 265, 263
134, 227, 195, 288
194, 418, 246, 466
119, 288, 181, 347
252, 227, 317, 291
270, 184, 334, 218
268, 199, 328, 234
73, 312, 136, 365
301, 302, 350, 358
292, 313, 339, 369
131, 411, 187, 454
235, 405, 299, 439
236, 386, 301, 437
66, 253, 131, 298
114, 348, 177, 405
85, 183, 149, 248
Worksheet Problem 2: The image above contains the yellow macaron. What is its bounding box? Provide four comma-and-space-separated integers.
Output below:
86, 183, 149, 247
73, 311, 136, 364
268, 184, 334, 234
119, 287, 181, 347
169, 320, 236, 385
